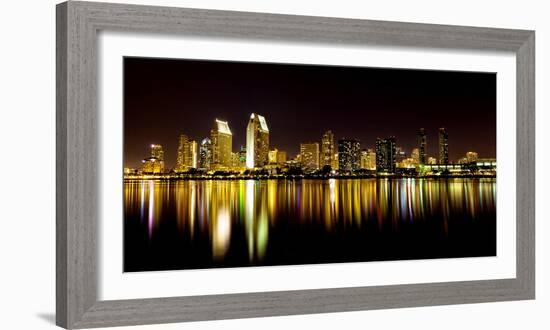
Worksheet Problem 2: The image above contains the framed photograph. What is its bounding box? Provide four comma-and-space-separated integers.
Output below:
56, 1, 535, 328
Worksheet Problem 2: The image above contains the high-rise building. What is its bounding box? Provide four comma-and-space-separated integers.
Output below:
375, 137, 396, 173
338, 138, 361, 172
175, 135, 198, 172
211, 119, 233, 168
360, 150, 369, 169
142, 144, 165, 174
321, 130, 335, 168
411, 148, 420, 164
466, 151, 479, 163
439, 128, 449, 164
199, 137, 212, 170
417, 128, 427, 164
427, 156, 437, 165
366, 149, 376, 170
238, 146, 247, 164
396, 147, 407, 163
300, 143, 320, 172
268, 148, 287, 165
246, 113, 270, 169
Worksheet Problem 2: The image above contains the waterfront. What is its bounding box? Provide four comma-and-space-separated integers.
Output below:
124, 178, 496, 272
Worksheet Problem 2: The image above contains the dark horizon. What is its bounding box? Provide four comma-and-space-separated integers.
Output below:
124, 57, 496, 169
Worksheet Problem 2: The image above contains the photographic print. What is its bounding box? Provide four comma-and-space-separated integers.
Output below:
123, 57, 496, 272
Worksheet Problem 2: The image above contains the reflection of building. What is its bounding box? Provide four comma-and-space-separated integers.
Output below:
246, 113, 270, 168
439, 128, 449, 164
142, 144, 165, 174
466, 151, 479, 163
175, 135, 198, 172
199, 137, 212, 170
321, 130, 335, 168
300, 143, 320, 172
417, 128, 427, 164
211, 119, 233, 168
338, 138, 360, 172
375, 137, 396, 173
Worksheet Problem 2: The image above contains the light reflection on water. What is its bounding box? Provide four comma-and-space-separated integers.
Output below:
124, 178, 496, 271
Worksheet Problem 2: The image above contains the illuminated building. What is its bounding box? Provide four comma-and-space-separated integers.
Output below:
417, 128, 427, 164
175, 135, 198, 172
238, 146, 247, 164
246, 113, 270, 168
338, 138, 360, 172
366, 149, 376, 170
300, 143, 320, 172
268, 148, 287, 165
333, 153, 339, 170
360, 150, 369, 169
466, 151, 479, 163
211, 119, 233, 168
321, 130, 335, 168
199, 137, 212, 170
427, 157, 437, 165
439, 128, 449, 164
141, 144, 165, 174
396, 147, 407, 163
375, 137, 396, 173
411, 148, 420, 164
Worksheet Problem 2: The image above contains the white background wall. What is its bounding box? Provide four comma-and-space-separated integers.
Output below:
0, 0, 547, 329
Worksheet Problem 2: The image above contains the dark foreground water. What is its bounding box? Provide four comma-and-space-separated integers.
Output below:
124, 178, 496, 272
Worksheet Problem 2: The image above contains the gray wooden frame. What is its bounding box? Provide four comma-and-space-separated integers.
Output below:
56, 1, 535, 328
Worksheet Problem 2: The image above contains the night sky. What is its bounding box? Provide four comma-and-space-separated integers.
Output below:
124, 57, 496, 169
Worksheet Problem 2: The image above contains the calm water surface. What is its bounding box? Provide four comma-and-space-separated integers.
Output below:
124, 178, 496, 272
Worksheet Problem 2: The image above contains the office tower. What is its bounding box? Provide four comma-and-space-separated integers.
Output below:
211, 119, 233, 168
417, 128, 427, 164
142, 144, 165, 174
175, 135, 198, 172
466, 151, 479, 163
187, 140, 198, 169
439, 128, 449, 164
238, 146, 247, 164
375, 137, 396, 173
300, 143, 320, 172
268, 149, 278, 164
396, 147, 407, 163
411, 148, 420, 164
338, 138, 361, 172
246, 113, 270, 168
360, 150, 369, 169
321, 130, 335, 168
199, 137, 212, 170
367, 149, 376, 170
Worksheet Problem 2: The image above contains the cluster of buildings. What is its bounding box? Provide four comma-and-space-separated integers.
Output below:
129, 113, 495, 177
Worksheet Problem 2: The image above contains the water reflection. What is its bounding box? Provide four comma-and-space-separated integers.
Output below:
124, 178, 496, 272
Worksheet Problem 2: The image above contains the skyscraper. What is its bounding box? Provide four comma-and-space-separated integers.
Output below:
246, 113, 270, 169
411, 148, 420, 164
338, 138, 361, 172
300, 143, 320, 172
211, 119, 233, 168
417, 128, 427, 164
321, 130, 335, 168
439, 128, 449, 164
175, 135, 198, 172
142, 144, 165, 174
375, 137, 396, 173
199, 137, 212, 170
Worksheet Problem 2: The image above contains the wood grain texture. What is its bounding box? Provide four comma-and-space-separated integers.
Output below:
56, 1, 536, 328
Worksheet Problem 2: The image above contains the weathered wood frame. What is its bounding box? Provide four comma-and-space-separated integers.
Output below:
56, 1, 535, 328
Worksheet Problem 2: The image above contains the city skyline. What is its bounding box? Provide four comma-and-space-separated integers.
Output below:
124, 57, 496, 168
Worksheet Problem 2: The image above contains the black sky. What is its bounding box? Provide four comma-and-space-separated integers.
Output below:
124, 57, 496, 169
